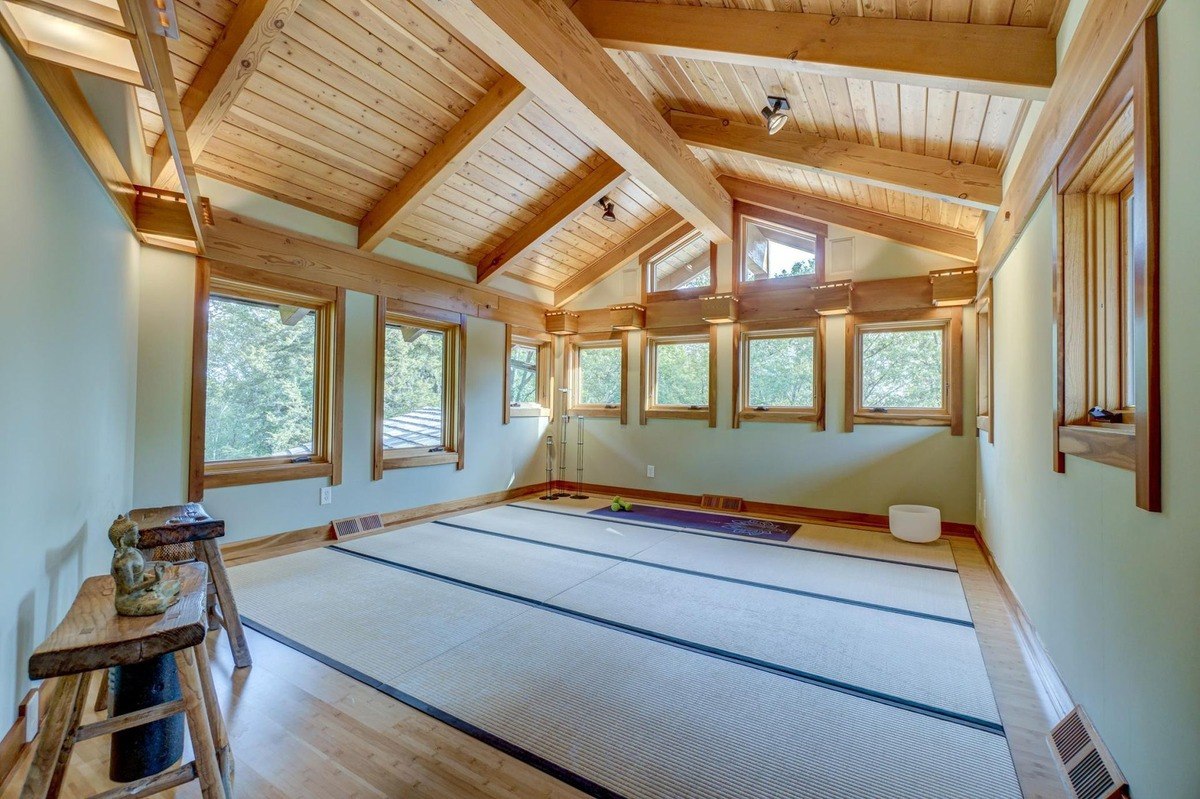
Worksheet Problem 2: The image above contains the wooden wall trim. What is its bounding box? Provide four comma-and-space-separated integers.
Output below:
187, 260, 211, 502
205, 208, 549, 328
556, 481, 977, 536
220, 484, 546, 567
974, 0, 1165, 295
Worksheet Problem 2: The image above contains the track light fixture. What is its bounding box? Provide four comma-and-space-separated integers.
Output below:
761, 96, 791, 135
596, 196, 616, 222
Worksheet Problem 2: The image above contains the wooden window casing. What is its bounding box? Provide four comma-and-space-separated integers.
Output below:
733, 320, 825, 428
734, 202, 827, 295
189, 260, 345, 500
372, 298, 465, 477
641, 227, 716, 303
1052, 20, 1159, 511
503, 325, 551, 422
976, 287, 994, 442
640, 327, 717, 426
568, 335, 626, 420
845, 308, 963, 434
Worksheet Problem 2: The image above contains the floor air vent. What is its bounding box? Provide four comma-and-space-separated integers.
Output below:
332, 513, 385, 539
1049, 705, 1127, 799
701, 494, 744, 512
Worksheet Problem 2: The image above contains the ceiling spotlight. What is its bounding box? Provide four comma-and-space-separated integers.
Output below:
596, 196, 616, 222
761, 96, 791, 135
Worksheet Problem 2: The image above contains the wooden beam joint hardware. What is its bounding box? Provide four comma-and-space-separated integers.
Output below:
699, 294, 738, 324
544, 310, 580, 335
608, 304, 646, 330
930, 267, 978, 307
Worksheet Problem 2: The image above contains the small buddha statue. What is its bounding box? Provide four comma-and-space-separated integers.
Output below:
109, 515, 181, 616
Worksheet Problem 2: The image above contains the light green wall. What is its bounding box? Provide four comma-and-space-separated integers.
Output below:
0, 46, 141, 727
566, 231, 980, 522
977, 2, 1200, 795
134, 247, 551, 543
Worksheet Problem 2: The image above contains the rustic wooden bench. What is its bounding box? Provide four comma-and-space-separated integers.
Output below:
21, 563, 232, 799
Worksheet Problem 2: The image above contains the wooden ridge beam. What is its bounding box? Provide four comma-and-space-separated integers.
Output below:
206, 208, 549, 329
413, 0, 731, 241
358, 74, 531, 251
720, 175, 978, 263
574, 0, 1055, 100
554, 211, 686, 307
670, 110, 1001, 211
149, 0, 303, 187
975, 0, 1165, 295
126, 0, 206, 250
477, 158, 626, 284
0, 23, 136, 232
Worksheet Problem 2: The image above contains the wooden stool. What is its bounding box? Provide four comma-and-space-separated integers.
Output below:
130, 504, 251, 669
21, 564, 233, 799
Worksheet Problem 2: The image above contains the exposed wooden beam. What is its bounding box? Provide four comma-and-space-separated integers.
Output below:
477, 158, 626, 284
148, 0, 303, 187
413, 0, 731, 241
207, 208, 549, 329
358, 74, 531, 251
975, 0, 1165, 295
125, 0, 206, 250
574, 0, 1055, 100
720, 175, 978, 263
670, 111, 1001, 211
553, 211, 687, 307
0, 22, 136, 231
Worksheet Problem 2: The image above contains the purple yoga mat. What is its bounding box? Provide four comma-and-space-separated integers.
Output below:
588, 503, 799, 541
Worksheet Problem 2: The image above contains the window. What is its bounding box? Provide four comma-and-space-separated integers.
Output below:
976, 288, 994, 442
504, 326, 550, 422
736, 202, 826, 291
373, 299, 463, 474
845, 309, 962, 433
570, 338, 625, 419
642, 331, 714, 424
1053, 20, 1159, 511
642, 228, 714, 300
736, 324, 823, 426
189, 263, 344, 498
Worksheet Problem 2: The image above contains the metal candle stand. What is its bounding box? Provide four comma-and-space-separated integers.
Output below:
570, 415, 588, 499
553, 388, 571, 498
539, 434, 557, 500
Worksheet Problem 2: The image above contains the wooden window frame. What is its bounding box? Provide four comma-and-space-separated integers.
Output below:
568, 334, 627, 421
372, 297, 465, 477
641, 227, 716, 303
188, 259, 345, 500
503, 325, 551, 423
640, 326, 717, 425
734, 201, 827, 295
1052, 20, 1159, 511
845, 307, 963, 434
976, 286, 994, 443
734, 319, 825, 428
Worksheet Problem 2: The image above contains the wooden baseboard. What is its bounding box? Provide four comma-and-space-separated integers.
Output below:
972, 528, 1075, 718
557, 481, 977, 537
220, 484, 545, 567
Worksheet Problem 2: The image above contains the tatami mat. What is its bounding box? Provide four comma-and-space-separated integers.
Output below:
232, 546, 1018, 798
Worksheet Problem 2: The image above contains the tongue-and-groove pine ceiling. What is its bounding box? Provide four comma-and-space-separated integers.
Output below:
134, 0, 1059, 293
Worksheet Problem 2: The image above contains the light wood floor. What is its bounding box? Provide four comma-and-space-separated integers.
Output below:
1, 498, 1068, 799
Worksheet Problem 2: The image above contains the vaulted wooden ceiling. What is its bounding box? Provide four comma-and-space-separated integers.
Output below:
132, 0, 1061, 296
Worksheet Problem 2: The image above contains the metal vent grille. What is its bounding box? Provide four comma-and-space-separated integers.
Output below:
1049, 705, 1127, 799
701, 494, 744, 512
332, 513, 385, 540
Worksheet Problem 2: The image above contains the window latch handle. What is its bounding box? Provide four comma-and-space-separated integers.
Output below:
291, 455, 312, 463
429, 446, 445, 453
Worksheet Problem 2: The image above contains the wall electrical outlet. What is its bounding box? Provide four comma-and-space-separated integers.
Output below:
646, 465, 655, 478
320, 487, 332, 505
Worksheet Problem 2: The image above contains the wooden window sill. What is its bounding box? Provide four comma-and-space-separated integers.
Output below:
852, 413, 951, 427
1058, 424, 1136, 471
646, 408, 709, 420
509, 406, 550, 418
571, 407, 622, 419
205, 460, 333, 489
738, 410, 819, 424
383, 450, 459, 470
